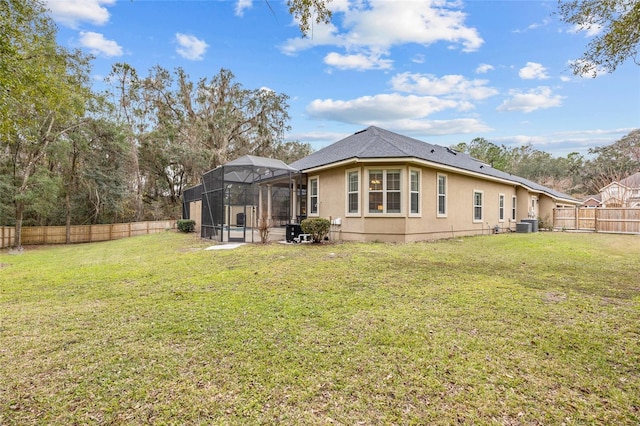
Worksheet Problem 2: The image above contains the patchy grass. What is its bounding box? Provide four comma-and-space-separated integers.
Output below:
1, 231, 639, 424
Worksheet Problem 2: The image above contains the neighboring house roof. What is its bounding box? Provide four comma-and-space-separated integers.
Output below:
620, 171, 640, 188
289, 126, 577, 203
582, 194, 602, 203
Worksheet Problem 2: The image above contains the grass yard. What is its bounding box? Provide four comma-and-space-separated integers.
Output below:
1, 231, 639, 425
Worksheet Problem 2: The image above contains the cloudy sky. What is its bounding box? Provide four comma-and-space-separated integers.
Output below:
45, 0, 639, 157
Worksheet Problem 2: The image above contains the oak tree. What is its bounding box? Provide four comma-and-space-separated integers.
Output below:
558, 0, 640, 76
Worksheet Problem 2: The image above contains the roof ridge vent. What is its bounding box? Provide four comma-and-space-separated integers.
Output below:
446, 147, 458, 155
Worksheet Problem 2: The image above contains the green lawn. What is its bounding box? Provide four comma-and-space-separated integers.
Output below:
1, 231, 639, 424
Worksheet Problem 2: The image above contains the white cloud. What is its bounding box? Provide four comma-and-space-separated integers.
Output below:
553, 128, 636, 138
572, 23, 603, 37
235, 0, 252, 16
287, 131, 352, 144
475, 63, 494, 74
328, 0, 351, 13
281, 0, 483, 68
307, 93, 460, 123
493, 135, 549, 149
411, 54, 426, 64
514, 18, 551, 33
78, 31, 122, 57
497, 86, 564, 113
527, 18, 551, 31
384, 118, 493, 136
306, 93, 484, 127
391, 72, 498, 101
567, 59, 608, 78
519, 62, 549, 80
44, 0, 115, 28
324, 51, 393, 71
281, 20, 341, 55
175, 33, 209, 61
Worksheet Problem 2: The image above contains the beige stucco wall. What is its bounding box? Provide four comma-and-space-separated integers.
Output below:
516, 187, 534, 222
538, 195, 557, 228
306, 162, 530, 242
189, 200, 202, 234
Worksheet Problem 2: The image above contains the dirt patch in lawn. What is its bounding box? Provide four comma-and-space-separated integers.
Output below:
544, 292, 567, 303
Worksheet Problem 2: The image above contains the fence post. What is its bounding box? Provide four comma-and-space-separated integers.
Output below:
594, 208, 598, 233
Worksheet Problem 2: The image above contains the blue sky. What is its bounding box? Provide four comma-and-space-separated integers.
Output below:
45, 0, 639, 157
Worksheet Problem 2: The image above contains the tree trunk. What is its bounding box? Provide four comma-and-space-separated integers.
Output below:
14, 201, 24, 251
65, 192, 71, 244
132, 142, 143, 221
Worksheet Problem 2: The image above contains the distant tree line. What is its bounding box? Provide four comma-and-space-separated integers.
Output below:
451, 129, 640, 197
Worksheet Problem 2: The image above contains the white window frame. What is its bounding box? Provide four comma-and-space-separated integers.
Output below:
511, 195, 517, 221
437, 173, 447, 217
409, 168, 421, 217
365, 168, 403, 216
308, 176, 319, 216
346, 168, 360, 216
499, 194, 505, 222
473, 190, 483, 222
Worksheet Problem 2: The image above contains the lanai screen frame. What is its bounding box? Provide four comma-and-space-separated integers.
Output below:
200, 156, 299, 243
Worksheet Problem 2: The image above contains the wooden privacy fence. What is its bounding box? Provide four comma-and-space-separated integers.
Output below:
554, 208, 640, 234
0, 220, 177, 249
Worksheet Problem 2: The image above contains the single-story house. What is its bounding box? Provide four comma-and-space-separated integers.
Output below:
183, 126, 579, 242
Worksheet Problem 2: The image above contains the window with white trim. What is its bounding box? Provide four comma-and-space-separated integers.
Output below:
499, 194, 505, 222
437, 174, 447, 217
347, 170, 359, 215
410, 170, 420, 215
511, 196, 517, 221
473, 190, 483, 222
367, 169, 401, 214
309, 177, 318, 215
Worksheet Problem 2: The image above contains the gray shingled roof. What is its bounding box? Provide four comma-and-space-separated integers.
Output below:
289, 126, 577, 203
620, 171, 640, 188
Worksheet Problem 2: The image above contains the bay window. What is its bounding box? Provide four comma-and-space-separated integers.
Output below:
368, 169, 401, 214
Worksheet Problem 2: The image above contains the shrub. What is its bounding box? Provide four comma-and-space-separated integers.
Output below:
177, 219, 196, 233
301, 218, 330, 243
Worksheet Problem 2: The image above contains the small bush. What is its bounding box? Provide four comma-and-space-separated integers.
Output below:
301, 218, 330, 243
177, 219, 196, 233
